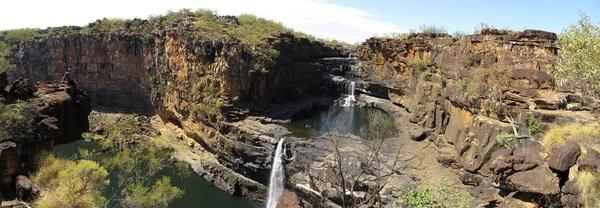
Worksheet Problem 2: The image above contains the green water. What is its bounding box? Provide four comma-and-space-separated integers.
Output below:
283, 106, 395, 138
53, 141, 263, 208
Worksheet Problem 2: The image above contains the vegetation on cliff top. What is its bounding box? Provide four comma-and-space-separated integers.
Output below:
0, 8, 355, 73
550, 12, 600, 98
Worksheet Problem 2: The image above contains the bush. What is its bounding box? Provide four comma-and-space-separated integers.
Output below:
420, 72, 432, 82
215, 100, 224, 109
550, 12, 600, 98
543, 123, 600, 151
497, 132, 518, 149
527, 116, 541, 134
467, 54, 480, 66
408, 59, 427, 72
0, 101, 37, 141
399, 178, 473, 207
411, 24, 447, 34
441, 78, 447, 89
33, 155, 109, 208
457, 78, 469, 93
467, 65, 510, 99
452, 31, 467, 40
426, 102, 436, 113
577, 169, 600, 208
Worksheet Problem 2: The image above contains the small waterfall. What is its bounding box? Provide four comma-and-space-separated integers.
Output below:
267, 139, 285, 208
342, 81, 356, 107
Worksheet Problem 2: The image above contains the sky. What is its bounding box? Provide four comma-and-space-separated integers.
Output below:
0, 0, 598, 43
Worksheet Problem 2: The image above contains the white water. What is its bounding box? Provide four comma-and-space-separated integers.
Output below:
266, 139, 285, 208
342, 81, 356, 107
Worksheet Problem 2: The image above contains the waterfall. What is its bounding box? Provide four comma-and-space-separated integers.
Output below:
267, 139, 285, 208
342, 81, 356, 107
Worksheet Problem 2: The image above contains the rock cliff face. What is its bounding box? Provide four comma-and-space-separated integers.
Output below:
355, 29, 597, 206
5, 18, 347, 203
0, 75, 91, 200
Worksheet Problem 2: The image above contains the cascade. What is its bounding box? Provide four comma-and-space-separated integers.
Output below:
342, 81, 356, 107
266, 139, 285, 208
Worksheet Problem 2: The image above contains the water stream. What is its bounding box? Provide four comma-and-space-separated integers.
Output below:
342, 81, 356, 107
266, 138, 285, 208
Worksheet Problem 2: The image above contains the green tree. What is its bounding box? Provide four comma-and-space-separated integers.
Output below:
105, 144, 184, 208
34, 156, 109, 208
550, 12, 600, 97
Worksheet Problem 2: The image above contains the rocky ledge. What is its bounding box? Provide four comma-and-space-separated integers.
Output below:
0, 72, 91, 201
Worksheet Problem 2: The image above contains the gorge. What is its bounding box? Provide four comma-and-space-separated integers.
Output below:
1, 9, 599, 208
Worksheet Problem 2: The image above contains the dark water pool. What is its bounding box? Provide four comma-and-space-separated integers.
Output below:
283, 106, 395, 138
53, 141, 263, 208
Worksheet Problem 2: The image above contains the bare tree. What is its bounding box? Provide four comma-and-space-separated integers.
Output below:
319, 108, 422, 207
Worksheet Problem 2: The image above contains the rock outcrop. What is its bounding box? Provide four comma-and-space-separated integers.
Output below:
0, 75, 91, 200
355, 30, 599, 206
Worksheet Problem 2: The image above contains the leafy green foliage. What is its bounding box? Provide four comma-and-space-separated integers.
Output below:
399, 178, 473, 207
408, 59, 427, 72
497, 132, 518, 149
441, 78, 447, 89
33, 154, 109, 208
457, 78, 469, 93
550, 12, 600, 98
467, 54, 480, 67
0, 101, 37, 141
528, 116, 541, 134
426, 102, 436, 113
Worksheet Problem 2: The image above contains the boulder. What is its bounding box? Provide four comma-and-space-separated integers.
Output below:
478, 187, 504, 205
458, 170, 484, 186
277, 190, 313, 208
437, 146, 458, 167
506, 166, 560, 195
578, 149, 600, 171
8, 78, 36, 101
548, 143, 581, 172
15, 175, 37, 201
499, 192, 538, 208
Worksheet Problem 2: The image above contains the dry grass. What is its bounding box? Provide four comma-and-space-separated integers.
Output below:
577, 170, 600, 208
542, 123, 600, 151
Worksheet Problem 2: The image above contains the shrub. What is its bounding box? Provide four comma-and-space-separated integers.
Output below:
33, 155, 109, 208
577, 169, 600, 208
215, 100, 224, 109
467, 54, 480, 66
441, 78, 447, 89
420, 72, 432, 82
543, 123, 600, 151
497, 132, 518, 149
426, 102, 436, 113
452, 31, 467, 40
527, 116, 541, 134
457, 78, 469, 93
411, 24, 447, 34
0, 101, 37, 141
550, 12, 600, 98
467, 65, 510, 99
474, 22, 494, 34
399, 178, 473, 207
408, 59, 427, 72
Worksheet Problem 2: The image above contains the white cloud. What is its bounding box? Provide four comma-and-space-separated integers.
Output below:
0, 0, 406, 43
